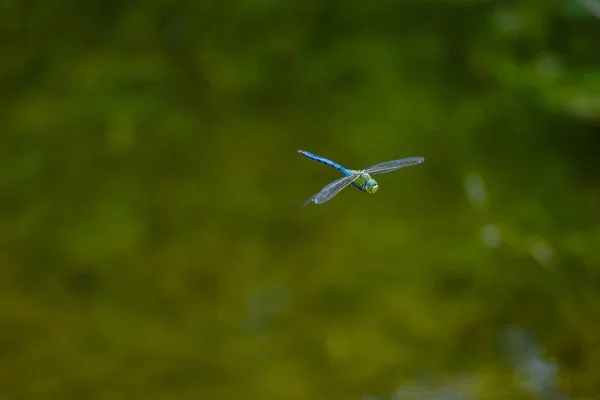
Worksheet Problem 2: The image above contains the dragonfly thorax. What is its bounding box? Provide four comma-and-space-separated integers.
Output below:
355, 172, 379, 194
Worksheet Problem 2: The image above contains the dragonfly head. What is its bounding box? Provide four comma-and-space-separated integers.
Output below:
365, 178, 379, 194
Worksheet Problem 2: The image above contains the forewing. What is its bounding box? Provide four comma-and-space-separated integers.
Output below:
302, 173, 359, 206
364, 157, 424, 175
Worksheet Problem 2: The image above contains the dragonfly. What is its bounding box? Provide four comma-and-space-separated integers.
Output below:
298, 150, 424, 206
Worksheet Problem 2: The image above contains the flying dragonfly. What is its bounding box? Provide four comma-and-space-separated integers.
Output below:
298, 150, 424, 206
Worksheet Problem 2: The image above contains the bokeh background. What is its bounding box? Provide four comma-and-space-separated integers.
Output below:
2, 0, 600, 399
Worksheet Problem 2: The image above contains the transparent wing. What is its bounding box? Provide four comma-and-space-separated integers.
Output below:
364, 157, 424, 175
301, 173, 359, 206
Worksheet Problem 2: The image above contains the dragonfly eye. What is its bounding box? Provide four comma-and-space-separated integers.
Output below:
366, 179, 379, 194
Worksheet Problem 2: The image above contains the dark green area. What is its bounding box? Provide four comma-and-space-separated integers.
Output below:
2, 0, 600, 398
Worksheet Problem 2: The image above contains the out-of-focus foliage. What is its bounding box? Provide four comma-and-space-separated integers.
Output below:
1, 0, 600, 398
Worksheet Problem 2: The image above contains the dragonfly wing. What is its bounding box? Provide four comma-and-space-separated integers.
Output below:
301, 195, 317, 207
302, 173, 359, 206
364, 157, 424, 175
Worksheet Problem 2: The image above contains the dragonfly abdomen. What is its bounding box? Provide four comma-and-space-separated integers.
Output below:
297, 150, 352, 175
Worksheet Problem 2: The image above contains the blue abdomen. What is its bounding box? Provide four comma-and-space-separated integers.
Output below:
297, 150, 352, 176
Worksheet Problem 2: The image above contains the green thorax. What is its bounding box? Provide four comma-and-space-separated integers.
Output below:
353, 172, 379, 194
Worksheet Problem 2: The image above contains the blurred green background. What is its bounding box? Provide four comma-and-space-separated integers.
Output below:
2, 0, 600, 399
